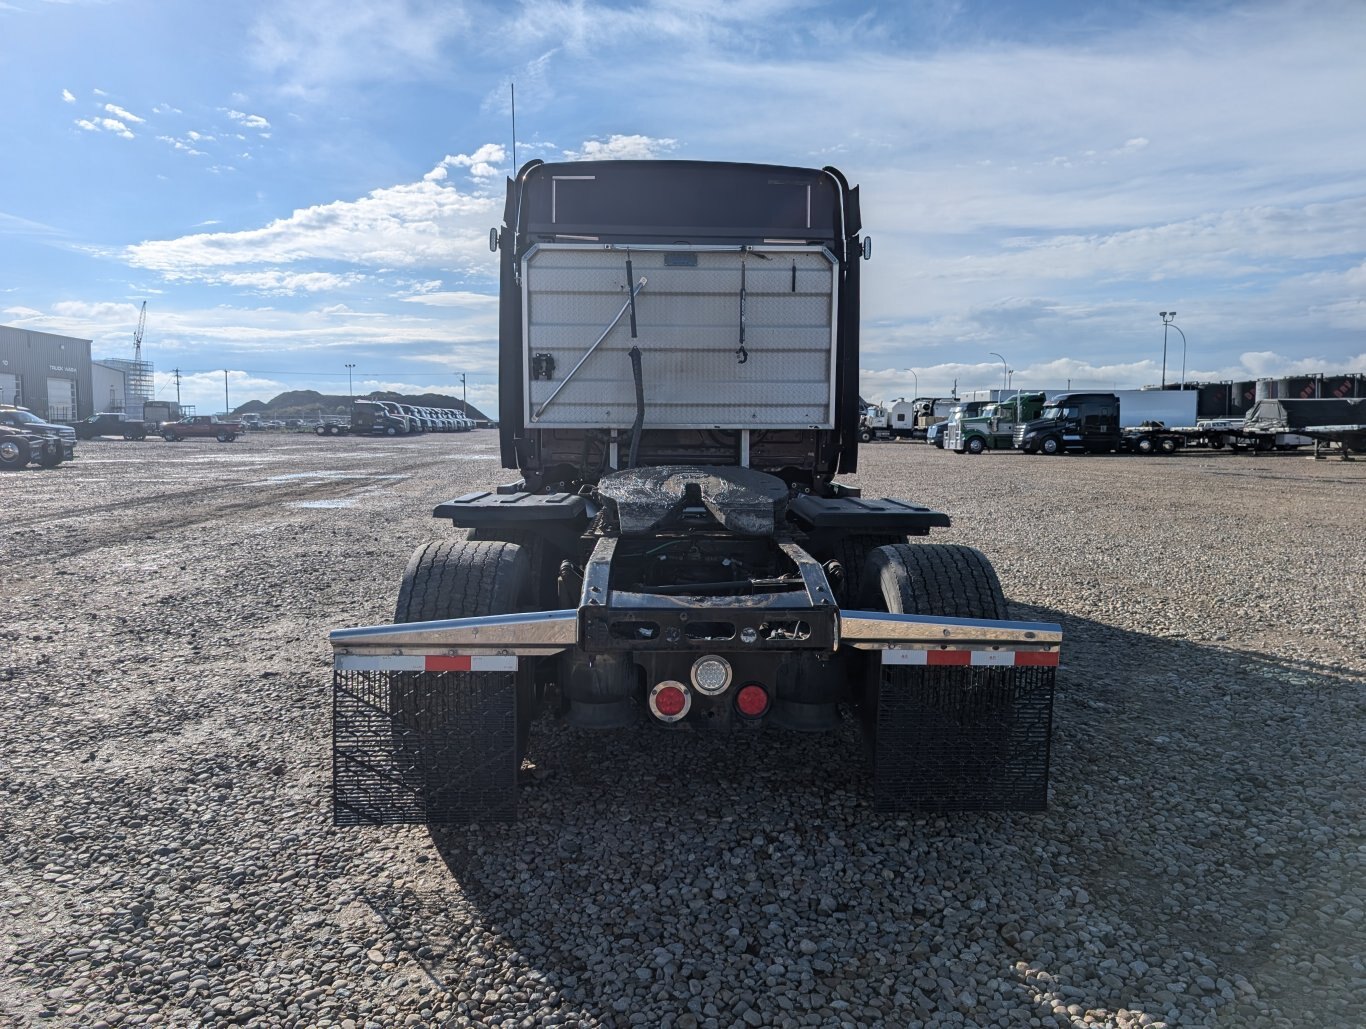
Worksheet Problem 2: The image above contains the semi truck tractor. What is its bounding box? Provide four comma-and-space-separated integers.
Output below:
329, 160, 1062, 825
946, 392, 1047, 454
1013, 392, 1192, 454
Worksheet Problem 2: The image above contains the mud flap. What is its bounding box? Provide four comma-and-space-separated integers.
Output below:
866, 654, 1055, 812
332, 668, 519, 825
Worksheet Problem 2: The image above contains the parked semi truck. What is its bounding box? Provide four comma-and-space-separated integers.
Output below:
946, 392, 1048, 454
861, 397, 959, 441
329, 160, 1062, 825
1013, 392, 1194, 454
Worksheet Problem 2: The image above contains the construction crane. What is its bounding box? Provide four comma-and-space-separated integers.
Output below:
134, 301, 147, 362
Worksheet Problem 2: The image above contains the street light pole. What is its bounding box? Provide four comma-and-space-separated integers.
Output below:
988, 352, 1007, 395
345, 363, 355, 399
906, 368, 918, 399
1159, 312, 1178, 389
1170, 320, 1188, 387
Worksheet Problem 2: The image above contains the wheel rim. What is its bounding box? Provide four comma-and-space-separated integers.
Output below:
0, 441, 20, 462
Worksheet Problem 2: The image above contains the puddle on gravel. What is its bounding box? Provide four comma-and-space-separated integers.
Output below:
288, 499, 359, 509
264, 471, 408, 482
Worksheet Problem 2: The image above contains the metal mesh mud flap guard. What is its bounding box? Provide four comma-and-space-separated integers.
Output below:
842, 613, 1061, 813
329, 611, 576, 826
333, 665, 519, 826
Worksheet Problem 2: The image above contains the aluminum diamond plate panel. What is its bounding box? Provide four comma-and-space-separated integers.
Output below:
524, 245, 837, 429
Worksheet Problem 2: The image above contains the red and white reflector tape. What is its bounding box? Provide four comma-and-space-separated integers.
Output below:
882, 648, 1058, 668
334, 654, 518, 672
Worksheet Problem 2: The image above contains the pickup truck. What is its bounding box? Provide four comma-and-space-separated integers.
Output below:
0, 424, 71, 469
161, 416, 242, 442
74, 412, 148, 440
0, 405, 77, 464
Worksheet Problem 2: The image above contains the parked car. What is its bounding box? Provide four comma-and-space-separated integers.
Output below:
161, 415, 242, 442
74, 412, 148, 440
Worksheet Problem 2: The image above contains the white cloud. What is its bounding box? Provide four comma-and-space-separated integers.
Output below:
399, 291, 496, 309
561, 134, 678, 161
61, 89, 75, 103
125, 170, 501, 281
158, 136, 206, 156
206, 269, 366, 294
226, 109, 271, 131
430, 145, 506, 182
104, 103, 144, 124
249, 0, 471, 97
75, 116, 135, 139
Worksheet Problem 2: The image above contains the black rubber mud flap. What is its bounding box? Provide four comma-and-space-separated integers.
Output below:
333, 668, 519, 826
865, 657, 1055, 813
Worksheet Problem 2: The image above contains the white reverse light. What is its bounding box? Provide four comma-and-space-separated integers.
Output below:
690, 655, 733, 695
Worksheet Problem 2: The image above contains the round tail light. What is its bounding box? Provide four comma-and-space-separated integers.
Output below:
690, 655, 733, 695
649, 680, 691, 722
735, 683, 770, 718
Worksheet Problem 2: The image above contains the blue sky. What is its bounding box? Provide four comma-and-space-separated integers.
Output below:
2, 0, 1363, 417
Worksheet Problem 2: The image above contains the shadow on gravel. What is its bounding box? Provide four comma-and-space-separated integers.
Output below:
366, 608, 1363, 1026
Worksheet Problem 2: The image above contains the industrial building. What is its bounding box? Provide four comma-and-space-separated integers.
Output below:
0, 325, 92, 420
1, 324, 155, 420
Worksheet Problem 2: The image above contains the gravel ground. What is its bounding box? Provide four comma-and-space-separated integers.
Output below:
1, 432, 1362, 1028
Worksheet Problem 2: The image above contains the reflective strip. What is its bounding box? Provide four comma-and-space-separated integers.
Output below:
882, 648, 1058, 668
426, 655, 518, 672
334, 654, 518, 672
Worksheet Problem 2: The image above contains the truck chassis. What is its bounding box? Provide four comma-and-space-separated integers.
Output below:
330, 160, 1062, 823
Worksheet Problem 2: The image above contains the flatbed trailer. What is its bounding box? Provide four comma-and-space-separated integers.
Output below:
329, 160, 1062, 825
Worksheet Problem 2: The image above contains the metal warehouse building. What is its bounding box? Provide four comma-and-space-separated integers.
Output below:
0, 325, 93, 420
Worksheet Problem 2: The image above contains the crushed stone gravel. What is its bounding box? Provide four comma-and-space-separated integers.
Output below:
1, 431, 1362, 1028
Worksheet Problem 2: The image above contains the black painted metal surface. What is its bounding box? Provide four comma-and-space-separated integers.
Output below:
332, 669, 519, 825
870, 665, 1055, 813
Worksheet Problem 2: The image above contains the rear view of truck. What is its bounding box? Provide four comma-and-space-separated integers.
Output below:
330, 160, 1062, 824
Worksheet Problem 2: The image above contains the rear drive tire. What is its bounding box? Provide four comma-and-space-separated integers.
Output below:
831, 533, 906, 607
861, 543, 1007, 620
1159, 436, 1178, 454
1135, 436, 1155, 454
860, 543, 1027, 813
393, 539, 538, 772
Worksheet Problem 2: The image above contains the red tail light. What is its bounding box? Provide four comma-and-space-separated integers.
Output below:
649, 681, 691, 722
735, 683, 769, 718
